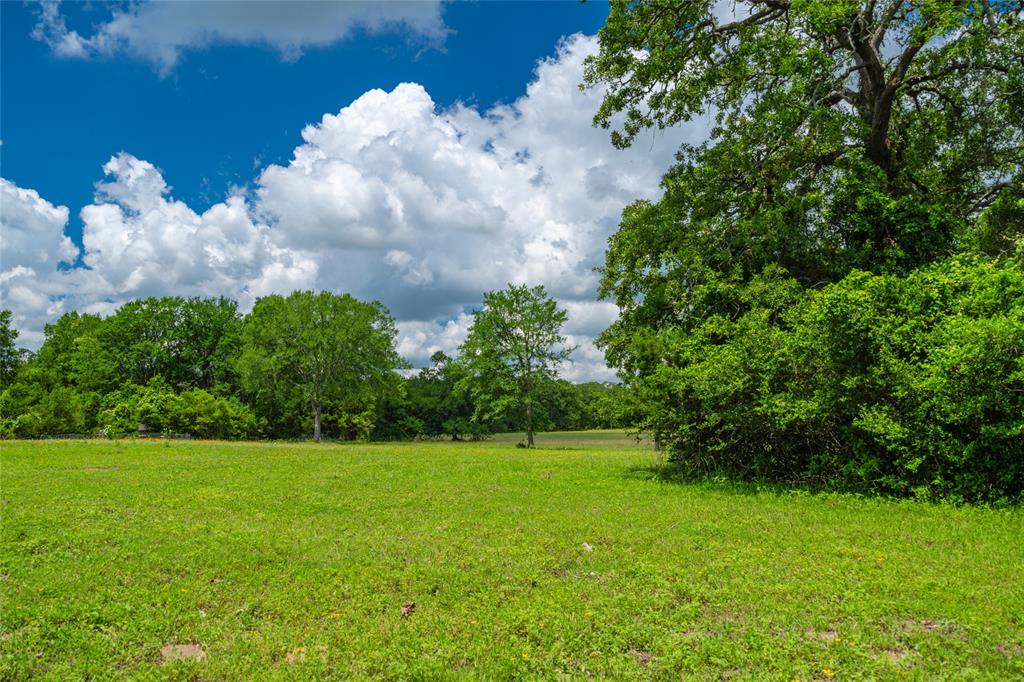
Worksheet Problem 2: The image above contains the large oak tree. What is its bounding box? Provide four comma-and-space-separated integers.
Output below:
580, 1, 1023, 488
585, 0, 1022, 339
583, 0, 1022, 385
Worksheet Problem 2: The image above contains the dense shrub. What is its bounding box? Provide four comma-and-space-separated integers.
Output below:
0, 385, 100, 438
658, 255, 1024, 502
97, 379, 258, 439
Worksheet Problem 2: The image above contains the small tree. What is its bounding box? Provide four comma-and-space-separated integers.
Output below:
460, 284, 575, 447
239, 291, 403, 442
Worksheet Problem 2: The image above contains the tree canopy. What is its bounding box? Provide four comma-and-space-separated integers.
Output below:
0, 310, 23, 390
0, 295, 626, 443
239, 291, 404, 442
585, 0, 1023, 336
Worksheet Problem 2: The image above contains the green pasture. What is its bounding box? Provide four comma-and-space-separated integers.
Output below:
1, 437, 1021, 679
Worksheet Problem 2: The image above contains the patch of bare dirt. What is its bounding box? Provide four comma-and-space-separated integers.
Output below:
160, 643, 206, 662
807, 628, 840, 643
996, 643, 1024, 658
906, 619, 965, 640
631, 650, 653, 667
400, 602, 416, 618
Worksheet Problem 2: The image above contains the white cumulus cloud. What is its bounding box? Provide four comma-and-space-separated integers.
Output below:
0, 179, 78, 272
78, 152, 317, 305
0, 179, 82, 347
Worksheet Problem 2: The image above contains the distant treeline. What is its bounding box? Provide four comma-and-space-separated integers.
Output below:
0, 295, 636, 442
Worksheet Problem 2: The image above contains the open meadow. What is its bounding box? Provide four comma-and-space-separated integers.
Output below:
2, 436, 1022, 680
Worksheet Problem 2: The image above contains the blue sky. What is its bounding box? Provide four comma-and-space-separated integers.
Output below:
0, 1, 700, 379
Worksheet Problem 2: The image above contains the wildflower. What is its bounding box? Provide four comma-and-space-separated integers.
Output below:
823, 668, 835, 678
585, 610, 593, 617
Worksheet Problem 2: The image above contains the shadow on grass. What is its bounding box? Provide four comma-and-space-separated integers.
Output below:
621, 463, 854, 500
622, 464, 1023, 508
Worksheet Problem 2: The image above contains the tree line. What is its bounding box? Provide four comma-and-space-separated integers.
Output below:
0, 287, 635, 443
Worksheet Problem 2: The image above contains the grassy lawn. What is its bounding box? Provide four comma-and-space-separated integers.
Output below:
1, 438, 1022, 680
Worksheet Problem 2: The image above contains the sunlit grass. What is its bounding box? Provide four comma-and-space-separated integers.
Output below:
2, 438, 1022, 679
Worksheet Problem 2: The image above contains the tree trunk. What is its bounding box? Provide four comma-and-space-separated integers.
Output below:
312, 401, 322, 443
526, 398, 534, 448
866, 85, 897, 181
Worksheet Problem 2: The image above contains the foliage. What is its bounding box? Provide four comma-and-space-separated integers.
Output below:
645, 255, 1024, 502
9, 298, 242, 396
0, 293, 611, 442
584, 0, 1024, 499
95, 378, 258, 440
460, 284, 576, 446
95, 297, 244, 392
515, 380, 641, 433
14, 312, 107, 392
372, 356, 636, 441
3, 439, 1022, 678
0, 310, 26, 390
238, 291, 404, 442
401, 351, 485, 440
0, 297, 256, 439
0, 385, 100, 439
585, 0, 1022, 283
586, 0, 1023, 343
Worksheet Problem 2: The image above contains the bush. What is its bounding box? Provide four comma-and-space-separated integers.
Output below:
0, 384, 100, 438
98, 378, 258, 439
177, 389, 259, 440
657, 255, 1024, 502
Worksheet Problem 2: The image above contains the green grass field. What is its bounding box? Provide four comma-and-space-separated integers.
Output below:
2, 437, 1022, 680
489, 429, 651, 449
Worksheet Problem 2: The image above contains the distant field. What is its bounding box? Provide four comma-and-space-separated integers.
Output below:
489, 428, 652, 449
2, 439, 1022, 679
